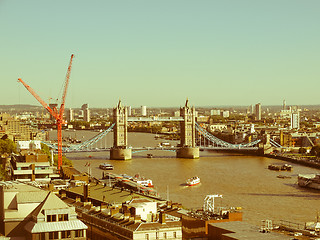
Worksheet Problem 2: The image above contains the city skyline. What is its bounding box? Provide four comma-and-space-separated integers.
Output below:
1, 1, 320, 108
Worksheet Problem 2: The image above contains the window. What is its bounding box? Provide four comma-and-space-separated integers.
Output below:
61, 231, 71, 238
47, 214, 57, 222
173, 232, 177, 238
145, 234, 149, 240
49, 232, 58, 239
163, 232, 167, 239
75, 230, 83, 238
41, 233, 45, 240
33, 233, 40, 240
58, 214, 68, 221
156, 232, 159, 239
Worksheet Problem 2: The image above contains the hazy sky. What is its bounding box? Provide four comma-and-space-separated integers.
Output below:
1, 1, 320, 108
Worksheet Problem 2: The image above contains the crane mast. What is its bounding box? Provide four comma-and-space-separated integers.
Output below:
18, 54, 74, 171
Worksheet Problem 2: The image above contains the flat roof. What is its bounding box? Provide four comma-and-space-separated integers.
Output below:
67, 183, 166, 205
209, 221, 292, 240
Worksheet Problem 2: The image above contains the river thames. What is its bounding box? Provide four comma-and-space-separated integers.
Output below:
51, 130, 320, 226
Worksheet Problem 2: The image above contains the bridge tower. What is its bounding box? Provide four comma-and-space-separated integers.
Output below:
177, 99, 199, 159
258, 133, 273, 155
110, 100, 132, 160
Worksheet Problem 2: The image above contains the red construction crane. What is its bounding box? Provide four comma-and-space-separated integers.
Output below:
18, 54, 74, 171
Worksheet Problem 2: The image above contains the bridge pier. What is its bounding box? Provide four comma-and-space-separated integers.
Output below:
177, 99, 199, 159
110, 148, 132, 160
177, 147, 199, 159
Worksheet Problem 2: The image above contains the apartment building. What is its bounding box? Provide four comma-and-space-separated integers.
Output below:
0, 114, 47, 143
0, 181, 87, 239
62, 183, 182, 239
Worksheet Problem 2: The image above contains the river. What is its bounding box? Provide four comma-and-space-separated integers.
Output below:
49, 130, 320, 226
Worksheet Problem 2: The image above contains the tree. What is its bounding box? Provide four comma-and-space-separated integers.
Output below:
0, 138, 16, 155
41, 143, 73, 167
310, 145, 320, 157
53, 155, 73, 167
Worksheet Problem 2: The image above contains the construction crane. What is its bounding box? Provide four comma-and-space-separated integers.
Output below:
18, 54, 74, 171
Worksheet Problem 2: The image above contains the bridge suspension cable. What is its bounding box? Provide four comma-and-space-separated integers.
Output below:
42, 123, 115, 152
195, 122, 261, 149
68, 123, 115, 151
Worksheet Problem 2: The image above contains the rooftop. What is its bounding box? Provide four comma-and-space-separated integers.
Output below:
210, 221, 292, 240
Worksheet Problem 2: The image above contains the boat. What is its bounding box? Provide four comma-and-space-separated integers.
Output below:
147, 154, 153, 158
268, 164, 292, 171
186, 176, 200, 186
132, 174, 154, 187
136, 179, 154, 187
99, 163, 114, 170
277, 175, 292, 179
298, 174, 320, 190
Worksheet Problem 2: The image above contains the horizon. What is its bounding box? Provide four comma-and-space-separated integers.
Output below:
1, 1, 320, 108
2, 103, 320, 110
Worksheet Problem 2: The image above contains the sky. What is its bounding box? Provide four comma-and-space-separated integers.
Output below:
1, 1, 320, 108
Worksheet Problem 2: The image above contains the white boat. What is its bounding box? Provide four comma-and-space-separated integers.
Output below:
99, 163, 114, 170
133, 174, 154, 187
186, 176, 200, 186
298, 174, 320, 190
136, 179, 154, 187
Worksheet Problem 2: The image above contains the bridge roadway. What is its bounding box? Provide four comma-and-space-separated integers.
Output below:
127, 116, 184, 122
62, 146, 259, 153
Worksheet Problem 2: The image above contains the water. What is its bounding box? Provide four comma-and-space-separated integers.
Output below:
50, 130, 320, 226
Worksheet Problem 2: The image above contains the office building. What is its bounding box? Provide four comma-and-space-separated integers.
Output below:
255, 103, 261, 120
291, 111, 300, 129
221, 111, 230, 118
210, 109, 221, 116
81, 104, 90, 122
66, 108, 74, 122
10, 152, 56, 183
127, 106, 132, 116
141, 105, 147, 116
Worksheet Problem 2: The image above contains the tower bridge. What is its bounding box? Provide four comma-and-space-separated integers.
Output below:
44, 99, 273, 159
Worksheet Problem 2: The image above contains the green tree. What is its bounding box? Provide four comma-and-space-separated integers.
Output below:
53, 155, 73, 167
40, 143, 73, 167
0, 138, 16, 154
0, 165, 8, 181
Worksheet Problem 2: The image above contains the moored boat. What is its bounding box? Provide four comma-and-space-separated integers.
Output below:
186, 176, 200, 186
132, 174, 154, 187
298, 174, 320, 190
268, 164, 292, 171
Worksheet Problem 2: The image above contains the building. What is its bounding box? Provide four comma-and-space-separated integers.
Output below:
209, 124, 228, 132
66, 108, 74, 122
221, 111, 230, 118
211, 109, 221, 116
10, 153, 55, 183
141, 106, 147, 116
290, 111, 300, 130
0, 181, 87, 239
127, 106, 132, 116
255, 103, 261, 121
61, 182, 182, 239
208, 221, 292, 239
0, 115, 47, 143
16, 140, 42, 152
81, 104, 90, 122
